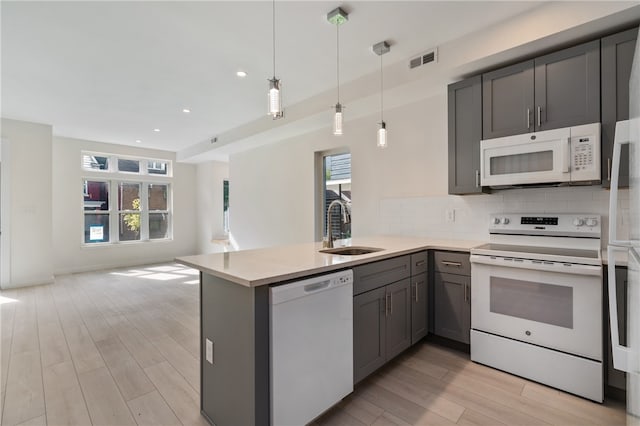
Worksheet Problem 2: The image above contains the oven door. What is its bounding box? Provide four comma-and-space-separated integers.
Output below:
471, 255, 602, 361
480, 128, 570, 186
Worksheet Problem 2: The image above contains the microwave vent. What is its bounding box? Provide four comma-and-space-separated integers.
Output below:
409, 48, 438, 69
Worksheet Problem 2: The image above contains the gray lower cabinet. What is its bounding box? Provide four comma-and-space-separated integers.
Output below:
433, 251, 471, 344
434, 272, 471, 344
448, 75, 485, 195
482, 39, 600, 139
410, 273, 428, 344
353, 280, 411, 383
353, 286, 387, 383
604, 265, 628, 393
601, 27, 638, 189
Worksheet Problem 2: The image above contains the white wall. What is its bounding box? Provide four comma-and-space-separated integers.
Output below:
52, 136, 198, 274
196, 160, 230, 254
1, 118, 54, 288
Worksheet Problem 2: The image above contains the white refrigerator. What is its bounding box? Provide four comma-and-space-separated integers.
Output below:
608, 27, 640, 422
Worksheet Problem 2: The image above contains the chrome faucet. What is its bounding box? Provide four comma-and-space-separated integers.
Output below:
323, 199, 350, 248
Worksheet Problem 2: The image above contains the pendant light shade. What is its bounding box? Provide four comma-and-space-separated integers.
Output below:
328, 7, 348, 135
268, 0, 284, 119
373, 41, 390, 148
377, 122, 387, 148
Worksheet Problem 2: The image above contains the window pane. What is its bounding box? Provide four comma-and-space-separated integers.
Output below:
118, 159, 140, 173
148, 184, 168, 210
119, 213, 141, 241
223, 180, 229, 233
84, 214, 109, 243
149, 213, 169, 239
82, 155, 109, 171
118, 183, 140, 210
148, 161, 168, 175
84, 181, 109, 211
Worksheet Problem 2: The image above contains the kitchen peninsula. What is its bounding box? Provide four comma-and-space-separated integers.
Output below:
177, 236, 482, 426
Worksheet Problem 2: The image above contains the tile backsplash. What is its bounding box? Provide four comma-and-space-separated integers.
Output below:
379, 186, 629, 247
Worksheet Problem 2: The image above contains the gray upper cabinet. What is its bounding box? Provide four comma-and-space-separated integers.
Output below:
448, 75, 485, 195
534, 40, 600, 131
482, 40, 600, 139
482, 60, 534, 139
602, 27, 638, 188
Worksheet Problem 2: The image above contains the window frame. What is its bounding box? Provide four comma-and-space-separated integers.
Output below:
81, 151, 173, 246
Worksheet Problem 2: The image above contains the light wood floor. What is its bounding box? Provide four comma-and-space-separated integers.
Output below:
0, 263, 628, 426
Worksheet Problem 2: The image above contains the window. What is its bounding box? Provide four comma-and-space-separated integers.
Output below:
223, 180, 229, 234
317, 151, 351, 241
82, 152, 172, 245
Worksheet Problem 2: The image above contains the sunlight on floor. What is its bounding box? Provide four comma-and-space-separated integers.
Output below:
109, 264, 198, 284
0, 295, 18, 305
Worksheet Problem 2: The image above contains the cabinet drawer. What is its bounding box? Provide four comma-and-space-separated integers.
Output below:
353, 255, 411, 295
433, 251, 470, 276
410, 251, 428, 276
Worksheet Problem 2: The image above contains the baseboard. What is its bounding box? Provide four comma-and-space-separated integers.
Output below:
1, 275, 55, 289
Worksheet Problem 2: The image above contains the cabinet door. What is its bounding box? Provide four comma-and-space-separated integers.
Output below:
434, 272, 471, 344
605, 266, 628, 391
411, 273, 428, 344
601, 28, 637, 188
353, 287, 386, 384
448, 76, 484, 194
482, 60, 534, 139
534, 40, 600, 131
385, 279, 412, 360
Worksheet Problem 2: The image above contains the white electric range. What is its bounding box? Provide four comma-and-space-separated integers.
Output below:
470, 213, 603, 402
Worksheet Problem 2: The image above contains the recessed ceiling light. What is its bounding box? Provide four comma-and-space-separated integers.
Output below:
182, 108, 191, 113
236, 70, 247, 78
135, 139, 142, 143
153, 128, 160, 132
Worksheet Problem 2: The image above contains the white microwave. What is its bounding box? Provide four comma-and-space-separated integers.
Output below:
480, 123, 601, 188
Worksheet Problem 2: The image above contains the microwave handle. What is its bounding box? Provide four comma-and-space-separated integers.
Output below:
609, 120, 631, 247
562, 137, 570, 173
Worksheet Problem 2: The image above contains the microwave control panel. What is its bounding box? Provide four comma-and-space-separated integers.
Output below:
571, 136, 595, 172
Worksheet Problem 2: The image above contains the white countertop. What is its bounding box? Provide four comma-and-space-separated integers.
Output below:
602, 248, 629, 267
177, 236, 483, 287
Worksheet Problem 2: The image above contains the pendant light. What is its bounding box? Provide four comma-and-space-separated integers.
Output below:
373, 41, 390, 148
327, 7, 348, 135
268, 0, 284, 119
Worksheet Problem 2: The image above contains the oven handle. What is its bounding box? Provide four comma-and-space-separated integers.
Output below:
469, 254, 602, 276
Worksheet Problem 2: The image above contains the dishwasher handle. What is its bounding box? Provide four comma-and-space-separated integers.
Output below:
270, 270, 354, 305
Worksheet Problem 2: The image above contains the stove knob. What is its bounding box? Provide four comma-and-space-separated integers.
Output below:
501, 217, 510, 225
492, 217, 501, 225
573, 218, 584, 227
586, 218, 598, 227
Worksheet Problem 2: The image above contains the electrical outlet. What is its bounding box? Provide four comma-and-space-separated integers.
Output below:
206, 339, 213, 364
446, 209, 455, 223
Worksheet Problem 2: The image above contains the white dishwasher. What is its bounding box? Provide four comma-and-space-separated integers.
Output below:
270, 269, 353, 426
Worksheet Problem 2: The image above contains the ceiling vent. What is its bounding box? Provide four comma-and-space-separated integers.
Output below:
409, 48, 438, 69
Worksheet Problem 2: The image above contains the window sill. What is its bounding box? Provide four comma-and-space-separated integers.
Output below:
82, 238, 173, 248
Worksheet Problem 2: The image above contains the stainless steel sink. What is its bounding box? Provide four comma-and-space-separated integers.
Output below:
319, 246, 383, 256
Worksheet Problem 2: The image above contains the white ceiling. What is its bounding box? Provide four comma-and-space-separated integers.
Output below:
3, 1, 550, 153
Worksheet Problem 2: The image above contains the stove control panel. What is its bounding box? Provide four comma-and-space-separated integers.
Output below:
489, 213, 601, 238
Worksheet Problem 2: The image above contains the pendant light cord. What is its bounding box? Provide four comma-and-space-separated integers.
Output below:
336, 24, 340, 103
380, 54, 384, 122
272, 0, 276, 78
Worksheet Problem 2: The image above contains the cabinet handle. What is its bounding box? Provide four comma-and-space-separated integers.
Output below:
415, 260, 425, 267
526, 108, 531, 129
475, 169, 480, 188
385, 293, 389, 317
608, 158, 612, 181
464, 284, 468, 302
414, 283, 419, 302
537, 106, 542, 127
390, 293, 393, 315
441, 261, 462, 267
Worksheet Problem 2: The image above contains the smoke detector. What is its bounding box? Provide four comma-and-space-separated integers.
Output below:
409, 48, 438, 69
